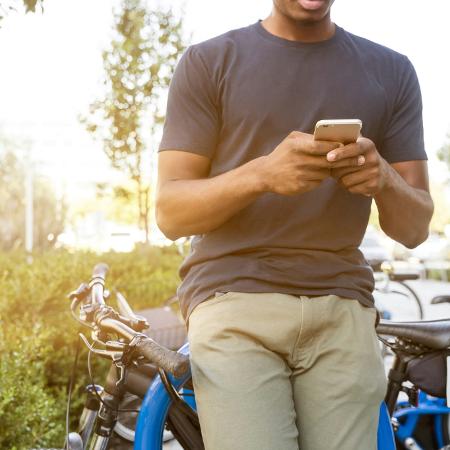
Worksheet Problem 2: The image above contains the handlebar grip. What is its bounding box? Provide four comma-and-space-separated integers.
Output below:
135, 337, 190, 378
92, 263, 109, 280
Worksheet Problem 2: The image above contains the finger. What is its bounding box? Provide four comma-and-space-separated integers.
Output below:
300, 153, 364, 170
331, 166, 360, 179
292, 136, 342, 156
301, 154, 334, 169
312, 139, 344, 156
329, 154, 366, 169
347, 181, 373, 197
326, 142, 364, 162
340, 169, 372, 188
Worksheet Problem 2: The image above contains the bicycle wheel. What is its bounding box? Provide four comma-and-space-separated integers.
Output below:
395, 280, 424, 320
374, 280, 423, 322
109, 393, 182, 450
108, 394, 139, 450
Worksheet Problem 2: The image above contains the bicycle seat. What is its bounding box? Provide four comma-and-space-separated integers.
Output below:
431, 295, 450, 305
376, 318, 450, 350
388, 273, 419, 281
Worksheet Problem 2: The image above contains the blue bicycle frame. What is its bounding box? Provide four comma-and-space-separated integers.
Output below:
395, 391, 450, 449
134, 343, 449, 450
135, 343, 191, 449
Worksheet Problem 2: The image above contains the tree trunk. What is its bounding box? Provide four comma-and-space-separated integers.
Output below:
143, 185, 150, 244
135, 176, 150, 245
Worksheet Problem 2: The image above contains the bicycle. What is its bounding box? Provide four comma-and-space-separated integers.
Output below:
65, 263, 450, 450
377, 306, 450, 450
374, 261, 424, 321
65, 263, 191, 450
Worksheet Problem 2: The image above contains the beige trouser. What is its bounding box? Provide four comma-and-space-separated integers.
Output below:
188, 292, 387, 450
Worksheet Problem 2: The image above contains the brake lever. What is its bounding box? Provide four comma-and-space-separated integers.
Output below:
79, 333, 124, 360
68, 283, 90, 301
115, 290, 149, 332
117, 313, 149, 332
93, 303, 148, 333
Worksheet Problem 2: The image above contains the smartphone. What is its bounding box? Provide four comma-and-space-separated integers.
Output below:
314, 119, 362, 144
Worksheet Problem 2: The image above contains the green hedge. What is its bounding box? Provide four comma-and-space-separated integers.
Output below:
0, 246, 182, 449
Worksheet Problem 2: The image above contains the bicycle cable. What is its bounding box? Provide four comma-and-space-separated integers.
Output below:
378, 335, 433, 363
70, 298, 94, 329
87, 344, 141, 414
378, 335, 397, 351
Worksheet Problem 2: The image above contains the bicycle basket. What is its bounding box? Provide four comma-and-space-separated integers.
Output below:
406, 350, 449, 398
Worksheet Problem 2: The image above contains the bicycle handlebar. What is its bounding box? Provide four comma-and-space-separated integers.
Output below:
90, 263, 109, 306
133, 335, 190, 378
76, 263, 189, 378
98, 317, 189, 378
92, 263, 109, 280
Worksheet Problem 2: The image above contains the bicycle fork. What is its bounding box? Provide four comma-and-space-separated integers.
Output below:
67, 365, 125, 450
67, 384, 103, 450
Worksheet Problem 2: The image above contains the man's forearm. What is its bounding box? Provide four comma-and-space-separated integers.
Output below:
156, 157, 267, 240
374, 165, 434, 248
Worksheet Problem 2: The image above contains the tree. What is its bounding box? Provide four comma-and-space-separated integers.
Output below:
0, 0, 44, 24
81, 0, 186, 243
0, 144, 66, 251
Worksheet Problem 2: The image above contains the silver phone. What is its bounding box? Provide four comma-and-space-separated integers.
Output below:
314, 119, 362, 144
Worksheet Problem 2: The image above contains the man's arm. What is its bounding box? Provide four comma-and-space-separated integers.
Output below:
155, 150, 268, 241
329, 139, 434, 248
156, 132, 363, 240
374, 160, 433, 248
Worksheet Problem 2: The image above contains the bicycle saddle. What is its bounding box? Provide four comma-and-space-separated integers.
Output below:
376, 319, 450, 350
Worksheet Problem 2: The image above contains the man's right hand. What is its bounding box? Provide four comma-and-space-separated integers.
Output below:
259, 131, 366, 196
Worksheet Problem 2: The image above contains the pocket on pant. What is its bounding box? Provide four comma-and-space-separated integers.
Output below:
191, 291, 237, 315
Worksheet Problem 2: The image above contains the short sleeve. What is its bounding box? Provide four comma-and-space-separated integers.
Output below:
158, 46, 220, 158
379, 57, 427, 163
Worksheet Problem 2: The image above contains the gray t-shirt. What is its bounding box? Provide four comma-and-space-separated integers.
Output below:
159, 21, 427, 321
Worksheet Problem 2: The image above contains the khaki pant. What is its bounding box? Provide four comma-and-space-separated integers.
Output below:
188, 292, 387, 450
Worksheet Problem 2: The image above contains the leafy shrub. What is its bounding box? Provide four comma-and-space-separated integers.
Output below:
0, 325, 64, 449
0, 246, 182, 449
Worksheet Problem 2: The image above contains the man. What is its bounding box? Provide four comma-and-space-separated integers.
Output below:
155, 0, 434, 449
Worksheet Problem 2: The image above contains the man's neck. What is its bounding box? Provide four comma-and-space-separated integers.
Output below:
262, 9, 335, 43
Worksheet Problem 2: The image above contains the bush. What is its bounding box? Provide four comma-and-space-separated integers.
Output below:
0, 246, 182, 449
0, 325, 64, 449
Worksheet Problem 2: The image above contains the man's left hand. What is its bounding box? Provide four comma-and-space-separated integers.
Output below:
327, 137, 390, 197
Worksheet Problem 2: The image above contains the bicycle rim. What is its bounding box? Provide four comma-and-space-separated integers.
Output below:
374, 282, 423, 321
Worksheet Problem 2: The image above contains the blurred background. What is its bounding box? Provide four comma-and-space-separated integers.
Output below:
1, 0, 450, 256
0, 0, 449, 448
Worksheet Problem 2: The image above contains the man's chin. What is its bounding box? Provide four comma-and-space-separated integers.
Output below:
297, 0, 328, 12
286, 0, 332, 22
